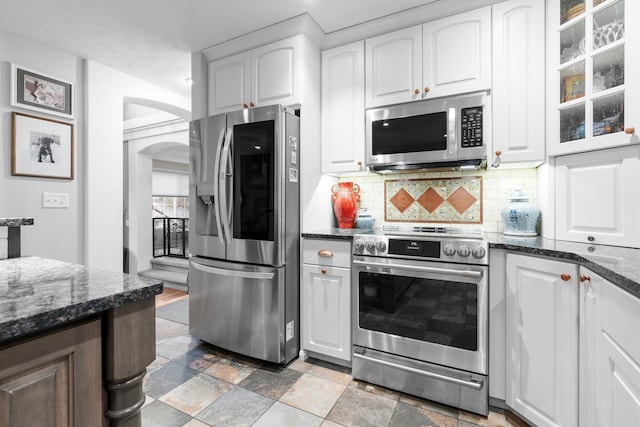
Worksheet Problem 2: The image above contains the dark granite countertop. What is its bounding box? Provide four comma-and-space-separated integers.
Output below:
0, 256, 162, 344
487, 233, 640, 299
302, 229, 640, 300
0, 217, 34, 226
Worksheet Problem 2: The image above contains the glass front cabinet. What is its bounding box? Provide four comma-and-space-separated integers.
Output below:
547, 0, 639, 156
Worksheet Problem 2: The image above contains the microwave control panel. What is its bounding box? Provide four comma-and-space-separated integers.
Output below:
460, 106, 483, 147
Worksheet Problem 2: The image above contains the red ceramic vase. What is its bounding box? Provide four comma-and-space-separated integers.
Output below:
331, 182, 360, 228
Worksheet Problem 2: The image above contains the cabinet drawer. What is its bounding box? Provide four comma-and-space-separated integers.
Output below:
302, 239, 351, 268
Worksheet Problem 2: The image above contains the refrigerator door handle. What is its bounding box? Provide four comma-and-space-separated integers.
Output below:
213, 127, 226, 243
191, 260, 275, 280
219, 127, 233, 241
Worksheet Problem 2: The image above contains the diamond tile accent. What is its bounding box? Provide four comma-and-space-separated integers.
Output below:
417, 188, 445, 213
389, 188, 415, 213
384, 176, 482, 224
447, 187, 477, 214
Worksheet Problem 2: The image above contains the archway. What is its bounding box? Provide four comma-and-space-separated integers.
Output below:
123, 105, 189, 274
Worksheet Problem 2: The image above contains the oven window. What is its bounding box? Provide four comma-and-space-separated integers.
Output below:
358, 271, 477, 351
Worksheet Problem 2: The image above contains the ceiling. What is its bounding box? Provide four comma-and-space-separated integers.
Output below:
0, 0, 444, 98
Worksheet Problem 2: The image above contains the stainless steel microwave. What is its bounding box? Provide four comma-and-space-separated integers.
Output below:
365, 92, 490, 172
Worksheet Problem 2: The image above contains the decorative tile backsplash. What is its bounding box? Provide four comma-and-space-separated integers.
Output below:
339, 168, 538, 233
385, 176, 483, 223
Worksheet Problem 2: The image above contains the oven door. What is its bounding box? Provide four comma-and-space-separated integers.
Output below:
352, 255, 488, 375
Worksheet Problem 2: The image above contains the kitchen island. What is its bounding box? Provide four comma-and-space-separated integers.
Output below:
0, 256, 162, 426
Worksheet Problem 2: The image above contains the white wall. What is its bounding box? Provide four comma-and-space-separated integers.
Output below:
0, 30, 84, 262
85, 60, 190, 271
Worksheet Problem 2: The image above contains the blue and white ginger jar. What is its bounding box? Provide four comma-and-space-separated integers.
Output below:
501, 189, 540, 236
355, 208, 375, 230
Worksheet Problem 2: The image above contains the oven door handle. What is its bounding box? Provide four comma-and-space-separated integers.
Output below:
352, 259, 483, 279
353, 352, 483, 391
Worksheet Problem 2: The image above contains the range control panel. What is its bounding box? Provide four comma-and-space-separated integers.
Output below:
353, 234, 489, 265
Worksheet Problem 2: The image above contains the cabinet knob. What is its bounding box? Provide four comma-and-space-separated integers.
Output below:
625, 127, 635, 134
560, 273, 571, 282
243, 103, 249, 108
414, 89, 420, 95
250, 102, 255, 107
495, 150, 502, 156
424, 87, 430, 93
318, 250, 334, 257
321, 268, 327, 275
580, 274, 591, 283
357, 160, 362, 166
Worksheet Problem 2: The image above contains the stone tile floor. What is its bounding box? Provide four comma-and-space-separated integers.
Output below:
142, 316, 529, 427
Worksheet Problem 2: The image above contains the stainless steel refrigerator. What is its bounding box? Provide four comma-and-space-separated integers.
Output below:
188, 105, 300, 364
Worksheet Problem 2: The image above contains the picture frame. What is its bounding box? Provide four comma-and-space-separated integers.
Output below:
11, 112, 74, 180
10, 64, 74, 119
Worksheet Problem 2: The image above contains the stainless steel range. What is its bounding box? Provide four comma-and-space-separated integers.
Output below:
351, 227, 489, 415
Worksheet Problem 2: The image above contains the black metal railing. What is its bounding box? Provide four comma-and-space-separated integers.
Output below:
153, 218, 189, 258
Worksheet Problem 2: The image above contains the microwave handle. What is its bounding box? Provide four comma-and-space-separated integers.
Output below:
448, 107, 457, 157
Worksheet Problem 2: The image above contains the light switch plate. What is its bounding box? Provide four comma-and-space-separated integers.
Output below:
42, 192, 69, 208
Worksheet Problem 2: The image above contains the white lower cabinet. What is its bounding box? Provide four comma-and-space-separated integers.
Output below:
301, 238, 351, 364
597, 269, 640, 426
505, 256, 640, 427
506, 253, 579, 427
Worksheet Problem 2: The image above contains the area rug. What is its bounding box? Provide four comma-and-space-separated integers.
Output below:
156, 298, 189, 325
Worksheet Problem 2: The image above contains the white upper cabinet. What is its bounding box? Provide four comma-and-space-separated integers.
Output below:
547, 0, 640, 156
321, 41, 366, 174
364, 8, 491, 109
251, 36, 301, 108
208, 36, 301, 114
555, 144, 640, 248
365, 26, 422, 108
423, 6, 492, 99
208, 51, 251, 114
490, 0, 546, 167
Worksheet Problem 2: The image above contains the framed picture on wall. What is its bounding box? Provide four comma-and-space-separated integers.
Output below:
10, 64, 74, 119
11, 112, 74, 180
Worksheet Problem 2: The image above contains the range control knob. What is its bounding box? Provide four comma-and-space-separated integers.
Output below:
457, 245, 470, 257
375, 240, 387, 252
364, 240, 376, 252
472, 246, 486, 259
353, 240, 364, 252
443, 244, 456, 256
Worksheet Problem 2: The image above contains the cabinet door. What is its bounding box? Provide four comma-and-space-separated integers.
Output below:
208, 51, 251, 114
0, 319, 102, 426
365, 25, 422, 108
423, 6, 491, 99
555, 145, 640, 248
547, 0, 640, 156
491, 0, 546, 167
251, 36, 301, 108
322, 41, 365, 174
599, 276, 640, 426
506, 253, 579, 427
301, 263, 351, 361
578, 267, 602, 427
